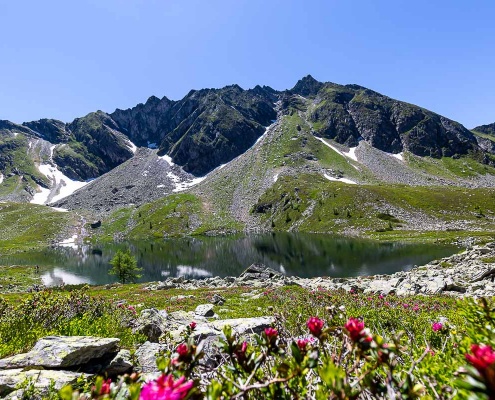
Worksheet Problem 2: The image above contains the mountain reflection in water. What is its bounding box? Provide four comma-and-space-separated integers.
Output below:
0, 233, 459, 286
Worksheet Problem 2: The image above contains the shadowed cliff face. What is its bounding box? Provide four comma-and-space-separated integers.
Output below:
112, 84, 278, 175
292, 75, 479, 158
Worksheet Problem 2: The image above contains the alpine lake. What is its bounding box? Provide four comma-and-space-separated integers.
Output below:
0, 233, 459, 286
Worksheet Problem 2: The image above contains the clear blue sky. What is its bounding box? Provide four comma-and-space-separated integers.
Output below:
1, 0, 494, 128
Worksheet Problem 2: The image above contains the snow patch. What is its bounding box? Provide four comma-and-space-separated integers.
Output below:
160, 155, 175, 166
273, 173, 279, 182
345, 147, 358, 162
126, 139, 138, 154
13, 132, 18, 137
254, 125, 273, 146
31, 187, 51, 205
323, 174, 357, 185
391, 152, 404, 161
172, 177, 206, 193
30, 145, 88, 204
0, 173, 3, 184
50, 207, 69, 213
316, 137, 359, 162
157, 184, 165, 188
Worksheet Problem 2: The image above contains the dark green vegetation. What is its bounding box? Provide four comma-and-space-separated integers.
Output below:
109, 250, 142, 284
0, 202, 76, 251
0, 288, 146, 358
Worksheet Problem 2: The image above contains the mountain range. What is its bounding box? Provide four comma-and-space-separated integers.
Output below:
1, 75, 494, 239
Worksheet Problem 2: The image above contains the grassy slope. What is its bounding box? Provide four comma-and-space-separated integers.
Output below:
0, 134, 49, 198
94, 193, 241, 242
251, 173, 495, 238
0, 202, 76, 251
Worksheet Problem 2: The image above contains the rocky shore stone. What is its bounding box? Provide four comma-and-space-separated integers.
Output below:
195, 304, 215, 318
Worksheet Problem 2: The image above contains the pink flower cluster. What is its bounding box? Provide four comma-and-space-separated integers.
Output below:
344, 318, 372, 343
306, 317, 325, 337
140, 374, 193, 400
432, 322, 443, 332
466, 344, 495, 376
264, 327, 278, 339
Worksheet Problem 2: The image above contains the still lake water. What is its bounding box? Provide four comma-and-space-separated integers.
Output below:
0, 234, 459, 286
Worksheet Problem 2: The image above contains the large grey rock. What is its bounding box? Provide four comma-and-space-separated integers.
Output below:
211, 317, 274, 335
134, 308, 168, 342
0, 369, 87, 397
237, 264, 281, 281
0, 336, 119, 370
169, 316, 275, 342
135, 341, 166, 373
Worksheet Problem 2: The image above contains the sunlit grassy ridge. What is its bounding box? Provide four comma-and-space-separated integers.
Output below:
0, 202, 76, 251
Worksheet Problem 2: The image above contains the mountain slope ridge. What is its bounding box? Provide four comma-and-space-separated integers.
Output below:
0, 75, 494, 212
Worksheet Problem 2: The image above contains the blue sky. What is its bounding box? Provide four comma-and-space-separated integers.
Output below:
0, 0, 494, 128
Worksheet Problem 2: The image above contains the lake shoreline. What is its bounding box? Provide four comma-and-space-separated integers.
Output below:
139, 242, 495, 298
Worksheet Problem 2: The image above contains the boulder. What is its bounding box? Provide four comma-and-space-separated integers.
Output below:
0, 369, 87, 397
212, 293, 226, 305
237, 264, 281, 281
0, 336, 119, 370
135, 342, 166, 373
195, 304, 215, 318
103, 349, 133, 376
211, 316, 274, 335
134, 308, 168, 342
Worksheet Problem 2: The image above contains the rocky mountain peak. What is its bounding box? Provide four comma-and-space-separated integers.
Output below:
291, 75, 325, 97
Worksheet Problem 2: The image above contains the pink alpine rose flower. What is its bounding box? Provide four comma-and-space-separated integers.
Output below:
466, 344, 495, 375
432, 322, 443, 332
176, 343, 189, 358
264, 327, 278, 339
297, 338, 310, 351
345, 318, 372, 343
140, 374, 193, 400
306, 317, 325, 337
